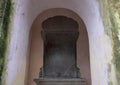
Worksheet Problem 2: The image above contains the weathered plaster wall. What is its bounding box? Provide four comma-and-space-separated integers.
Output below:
3, 0, 114, 85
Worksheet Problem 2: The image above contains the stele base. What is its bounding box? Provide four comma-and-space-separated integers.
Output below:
34, 78, 87, 85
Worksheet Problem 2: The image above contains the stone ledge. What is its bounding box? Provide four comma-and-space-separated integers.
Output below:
34, 78, 87, 85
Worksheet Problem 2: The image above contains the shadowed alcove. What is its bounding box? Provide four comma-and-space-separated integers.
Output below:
28, 8, 91, 85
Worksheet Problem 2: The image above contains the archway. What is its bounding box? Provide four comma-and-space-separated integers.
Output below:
28, 8, 91, 85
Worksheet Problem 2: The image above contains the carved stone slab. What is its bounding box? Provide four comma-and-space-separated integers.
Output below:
40, 16, 80, 78
34, 16, 86, 85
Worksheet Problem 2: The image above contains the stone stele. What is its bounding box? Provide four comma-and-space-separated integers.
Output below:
34, 16, 86, 85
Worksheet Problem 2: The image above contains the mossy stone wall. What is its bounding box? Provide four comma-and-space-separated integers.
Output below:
99, 0, 120, 85
0, 0, 12, 84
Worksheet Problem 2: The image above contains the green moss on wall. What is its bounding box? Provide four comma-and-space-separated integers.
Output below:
110, 11, 120, 84
0, 0, 13, 84
99, 0, 120, 84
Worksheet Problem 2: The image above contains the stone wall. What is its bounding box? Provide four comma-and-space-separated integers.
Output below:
0, 0, 12, 84
99, 0, 120, 85
0, 0, 4, 24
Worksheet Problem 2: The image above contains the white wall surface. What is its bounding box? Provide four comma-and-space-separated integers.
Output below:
5, 0, 113, 85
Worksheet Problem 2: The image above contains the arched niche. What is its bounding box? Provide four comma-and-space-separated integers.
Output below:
28, 8, 91, 85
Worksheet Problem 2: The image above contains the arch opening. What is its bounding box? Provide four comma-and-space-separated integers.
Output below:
28, 8, 91, 85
